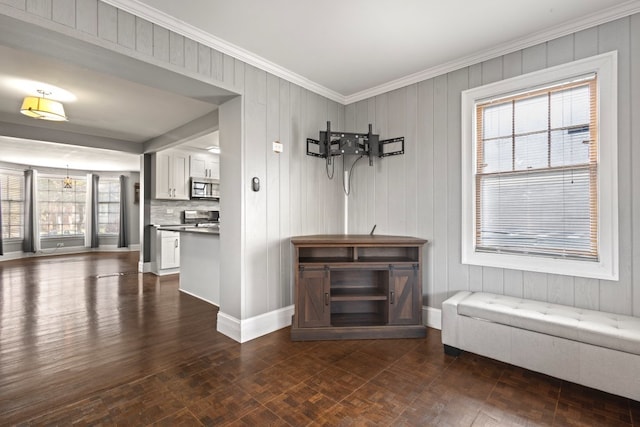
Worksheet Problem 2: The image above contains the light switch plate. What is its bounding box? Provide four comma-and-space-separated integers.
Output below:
272, 141, 283, 153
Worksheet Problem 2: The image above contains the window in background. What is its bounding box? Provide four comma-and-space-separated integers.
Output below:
0, 171, 25, 239
476, 77, 597, 259
461, 52, 618, 280
38, 175, 86, 237
98, 178, 120, 235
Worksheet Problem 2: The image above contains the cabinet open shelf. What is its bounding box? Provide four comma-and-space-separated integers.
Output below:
291, 234, 428, 341
331, 288, 388, 301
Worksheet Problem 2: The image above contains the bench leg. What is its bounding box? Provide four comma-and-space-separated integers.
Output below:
444, 344, 462, 357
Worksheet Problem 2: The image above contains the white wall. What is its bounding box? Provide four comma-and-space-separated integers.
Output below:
345, 14, 640, 317
0, 1, 344, 324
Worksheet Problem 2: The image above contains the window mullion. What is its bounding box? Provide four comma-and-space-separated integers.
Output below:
511, 99, 515, 171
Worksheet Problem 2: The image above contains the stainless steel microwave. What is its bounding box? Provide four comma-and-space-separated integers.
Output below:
190, 178, 220, 200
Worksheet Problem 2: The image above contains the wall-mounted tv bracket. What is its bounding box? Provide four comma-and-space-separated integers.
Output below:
306, 121, 404, 166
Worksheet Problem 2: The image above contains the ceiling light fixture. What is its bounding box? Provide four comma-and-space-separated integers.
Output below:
20, 89, 67, 121
63, 165, 73, 189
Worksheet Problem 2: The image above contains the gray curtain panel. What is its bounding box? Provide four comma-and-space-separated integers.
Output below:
0, 178, 3, 256
22, 169, 36, 253
90, 174, 99, 248
118, 175, 129, 248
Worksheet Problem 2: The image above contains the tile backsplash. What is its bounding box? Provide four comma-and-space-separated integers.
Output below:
150, 199, 219, 225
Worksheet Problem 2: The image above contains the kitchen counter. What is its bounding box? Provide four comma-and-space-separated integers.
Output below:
156, 224, 220, 235
153, 224, 220, 306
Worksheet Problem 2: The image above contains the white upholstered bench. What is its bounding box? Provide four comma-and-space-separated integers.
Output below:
441, 291, 640, 401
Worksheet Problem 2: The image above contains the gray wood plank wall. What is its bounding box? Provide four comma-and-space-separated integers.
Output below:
345, 14, 640, 316
0, 0, 345, 321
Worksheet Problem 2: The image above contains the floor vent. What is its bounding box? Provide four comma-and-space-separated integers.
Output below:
93, 271, 139, 279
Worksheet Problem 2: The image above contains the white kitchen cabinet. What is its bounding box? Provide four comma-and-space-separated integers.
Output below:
190, 153, 219, 179
159, 230, 180, 269
152, 150, 190, 200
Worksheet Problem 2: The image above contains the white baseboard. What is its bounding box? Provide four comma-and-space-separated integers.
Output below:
217, 305, 294, 343
217, 312, 242, 342
145, 260, 179, 276
1, 245, 140, 263
152, 267, 179, 276
218, 305, 434, 343
423, 306, 442, 330
139, 261, 151, 273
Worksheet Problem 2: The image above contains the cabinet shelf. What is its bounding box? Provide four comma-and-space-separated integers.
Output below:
356, 257, 417, 264
331, 288, 387, 302
291, 234, 428, 341
299, 257, 417, 265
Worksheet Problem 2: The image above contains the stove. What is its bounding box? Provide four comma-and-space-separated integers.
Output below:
182, 210, 220, 225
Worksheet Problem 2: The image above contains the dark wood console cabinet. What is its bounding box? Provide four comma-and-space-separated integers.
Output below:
291, 234, 428, 341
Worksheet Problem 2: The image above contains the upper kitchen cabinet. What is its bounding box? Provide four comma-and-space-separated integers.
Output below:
151, 150, 190, 200
190, 153, 220, 179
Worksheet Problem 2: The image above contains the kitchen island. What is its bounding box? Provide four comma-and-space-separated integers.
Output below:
157, 225, 220, 306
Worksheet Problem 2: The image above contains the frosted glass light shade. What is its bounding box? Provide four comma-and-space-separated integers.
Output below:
20, 96, 67, 121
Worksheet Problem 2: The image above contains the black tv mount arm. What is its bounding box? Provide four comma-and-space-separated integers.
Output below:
306, 121, 404, 166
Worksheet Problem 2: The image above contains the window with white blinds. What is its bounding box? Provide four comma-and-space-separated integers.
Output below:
98, 178, 120, 235
461, 52, 618, 280
475, 77, 597, 260
38, 175, 87, 237
0, 171, 25, 240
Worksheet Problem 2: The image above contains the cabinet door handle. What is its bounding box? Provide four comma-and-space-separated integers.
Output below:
175, 239, 179, 248
390, 291, 395, 304
324, 292, 329, 306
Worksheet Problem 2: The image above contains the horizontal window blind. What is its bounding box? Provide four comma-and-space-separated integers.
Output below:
0, 172, 25, 240
98, 178, 120, 235
475, 76, 598, 260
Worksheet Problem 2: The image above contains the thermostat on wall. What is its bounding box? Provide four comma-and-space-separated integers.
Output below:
272, 141, 283, 153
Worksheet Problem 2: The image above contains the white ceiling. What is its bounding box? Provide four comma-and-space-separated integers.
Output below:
0, 15, 227, 171
131, 0, 638, 99
0, 45, 217, 143
0, 137, 141, 171
1, 0, 638, 171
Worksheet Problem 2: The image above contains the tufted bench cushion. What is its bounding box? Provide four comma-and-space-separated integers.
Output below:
457, 292, 640, 356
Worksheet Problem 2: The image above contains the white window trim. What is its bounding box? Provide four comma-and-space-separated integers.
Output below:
461, 51, 618, 281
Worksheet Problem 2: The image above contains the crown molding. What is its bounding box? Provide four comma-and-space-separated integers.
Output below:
103, 0, 640, 106
345, 0, 640, 104
101, 0, 346, 104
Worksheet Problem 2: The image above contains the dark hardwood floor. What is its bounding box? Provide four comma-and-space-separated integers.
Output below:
0, 252, 638, 426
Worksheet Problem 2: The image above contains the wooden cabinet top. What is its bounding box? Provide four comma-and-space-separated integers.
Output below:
291, 234, 428, 247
